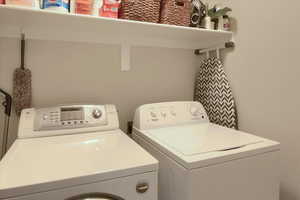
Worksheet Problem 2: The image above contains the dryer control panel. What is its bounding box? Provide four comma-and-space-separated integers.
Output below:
34, 105, 108, 131
133, 102, 209, 130
18, 105, 119, 138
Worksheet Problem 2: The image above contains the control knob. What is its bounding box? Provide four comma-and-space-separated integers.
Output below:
190, 106, 200, 116
92, 109, 102, 119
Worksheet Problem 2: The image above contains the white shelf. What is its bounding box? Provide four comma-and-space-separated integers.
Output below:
0, 5, 232, 49
0, 5, 233, 71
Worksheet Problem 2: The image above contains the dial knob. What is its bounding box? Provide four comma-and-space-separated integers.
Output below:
190, 106, 200, 116
92, 109, 102, 119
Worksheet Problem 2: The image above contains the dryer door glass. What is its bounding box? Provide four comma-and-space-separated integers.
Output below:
65, 193, 125, 200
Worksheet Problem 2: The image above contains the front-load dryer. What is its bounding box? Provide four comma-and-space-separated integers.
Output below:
0, 104, 158, 200
133, 101, 280, 200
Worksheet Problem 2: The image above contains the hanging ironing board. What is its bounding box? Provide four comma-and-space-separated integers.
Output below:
194, 54, 238, 129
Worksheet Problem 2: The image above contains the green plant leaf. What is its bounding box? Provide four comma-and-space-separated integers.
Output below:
208, 7, 232, 19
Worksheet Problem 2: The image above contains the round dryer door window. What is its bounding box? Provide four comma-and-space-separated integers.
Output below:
65, 193, 124, 200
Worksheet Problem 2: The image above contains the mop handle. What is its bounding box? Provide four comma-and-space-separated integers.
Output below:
21, 34, 25, 70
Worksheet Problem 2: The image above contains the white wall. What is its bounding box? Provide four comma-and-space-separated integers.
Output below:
0, 38, 198, 145
1, 0, 300, 199
214, 0, 300, 199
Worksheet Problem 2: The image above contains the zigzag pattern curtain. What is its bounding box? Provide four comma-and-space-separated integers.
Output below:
194, 57, 238, 129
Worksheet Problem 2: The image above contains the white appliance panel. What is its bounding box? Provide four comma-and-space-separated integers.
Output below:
133, 101, 280, 200
18, 104, 119, 138
187, 151, 279, 200
0, 130, 157, 199
34, 105, 108, 131
7, 171, 157, 200
134, 101, 209, 130
146, 123, 263, 155
133, 102, 280, 169
0, 104, 158, 200
134, 133, 279, 200
133, 133, 189, 200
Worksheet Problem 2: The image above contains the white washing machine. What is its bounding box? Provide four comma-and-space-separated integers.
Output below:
0, 105, 158, 200
133, 101, 280, 200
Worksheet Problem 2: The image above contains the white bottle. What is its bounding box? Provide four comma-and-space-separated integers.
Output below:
204, 16, 211, 29
203, 3, 212, 30
215, 3, 224, 31
218, 15, 224, 31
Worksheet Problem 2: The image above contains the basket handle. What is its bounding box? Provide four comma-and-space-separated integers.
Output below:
175, 0, 185, 7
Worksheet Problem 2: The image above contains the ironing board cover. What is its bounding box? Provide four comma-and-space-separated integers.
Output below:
194, 57, 238, 129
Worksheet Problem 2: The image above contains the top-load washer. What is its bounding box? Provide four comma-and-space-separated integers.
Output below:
133, 101, 280, 200
0, 104, 158, 200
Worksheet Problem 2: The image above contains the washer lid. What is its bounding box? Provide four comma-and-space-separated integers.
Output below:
0, 130, 157, 199
143, 123, 279, 169
147, 123, 262, 155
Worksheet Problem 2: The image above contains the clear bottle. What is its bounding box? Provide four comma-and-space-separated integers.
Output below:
223, 15, 230, 31
215, 4, 224, 31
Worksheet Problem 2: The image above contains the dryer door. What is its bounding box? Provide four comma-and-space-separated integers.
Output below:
65, 193, 124, 200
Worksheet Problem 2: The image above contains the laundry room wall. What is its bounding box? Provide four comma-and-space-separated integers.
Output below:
0, 38, 198, 146
0, 0, 300, 199
209, 0, 300, 200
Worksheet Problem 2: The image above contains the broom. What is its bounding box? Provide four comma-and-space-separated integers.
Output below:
13, 34, 32, 115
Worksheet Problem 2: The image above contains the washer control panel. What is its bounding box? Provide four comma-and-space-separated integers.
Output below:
134, 102, 209, 130
34, 105, 108, 131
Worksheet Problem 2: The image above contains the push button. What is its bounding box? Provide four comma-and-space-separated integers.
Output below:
43, 114, 48, 120
150, 112, 157, 118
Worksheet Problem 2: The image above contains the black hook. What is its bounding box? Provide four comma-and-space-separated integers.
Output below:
0, 89, 12, 117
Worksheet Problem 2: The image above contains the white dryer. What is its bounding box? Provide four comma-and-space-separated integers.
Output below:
133, 101, 280, 200
0, 105, 158, 200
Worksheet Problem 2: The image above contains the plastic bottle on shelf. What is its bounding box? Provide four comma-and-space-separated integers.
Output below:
42, 0, 69, 12
75, 0, 93, 15
223, 15, 230, 31
70, 0, 103, 16
92, 0, 103, 16
215, 4, 224, 31
203, 3, 212, 30
99, 0, 120, 18
5, 0, 37, 7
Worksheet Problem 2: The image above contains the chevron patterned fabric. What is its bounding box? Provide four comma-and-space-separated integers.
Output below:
194, 57, 238, 129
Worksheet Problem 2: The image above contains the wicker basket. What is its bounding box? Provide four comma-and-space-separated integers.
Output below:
119, 0, 161, 23
160, 0, 191, 26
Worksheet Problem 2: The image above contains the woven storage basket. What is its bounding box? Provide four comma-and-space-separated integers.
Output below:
160, 0, 191, 26
119, 0, 161, 23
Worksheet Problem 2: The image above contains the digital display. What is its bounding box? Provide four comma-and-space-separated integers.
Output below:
60, 107, 84, 121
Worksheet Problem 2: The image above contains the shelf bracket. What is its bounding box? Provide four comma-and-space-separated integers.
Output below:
121, 44, 131, 71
